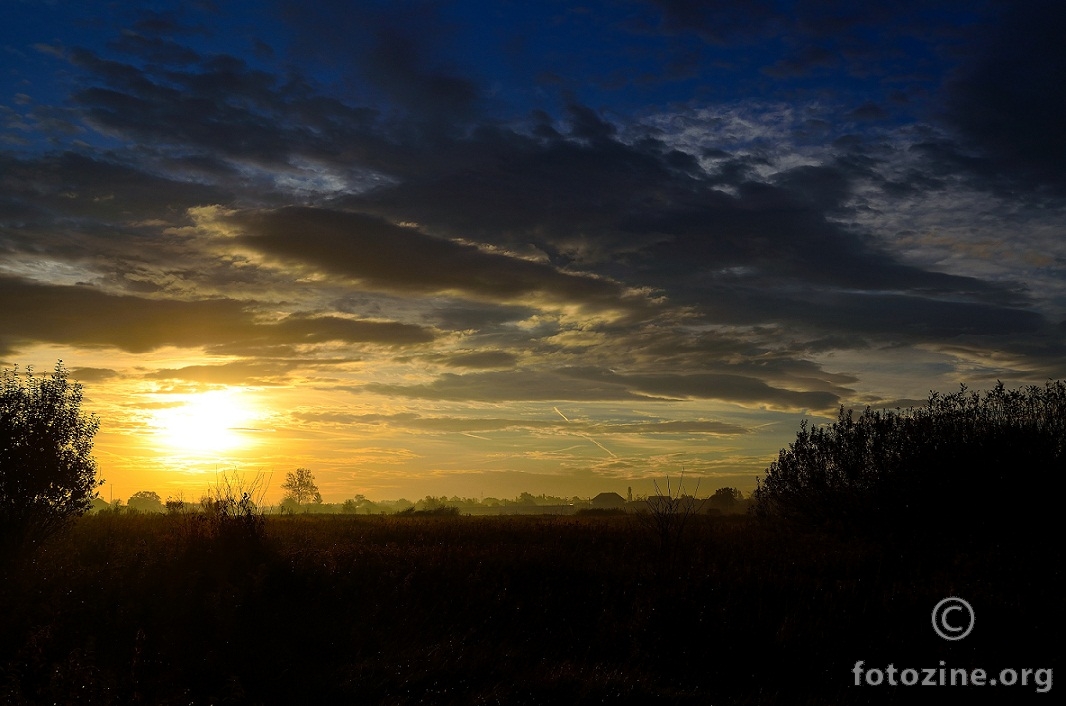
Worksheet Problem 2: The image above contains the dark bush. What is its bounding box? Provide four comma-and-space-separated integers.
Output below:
753, 380, 1066, 544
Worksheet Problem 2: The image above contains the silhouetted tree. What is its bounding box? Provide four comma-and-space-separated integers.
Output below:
639, 473, 706, 563
128, 490, 164, 513
1, 362, 101, 548
281, 467, 321, 505
708, 487, 743, 509
754, 380, 1066, 544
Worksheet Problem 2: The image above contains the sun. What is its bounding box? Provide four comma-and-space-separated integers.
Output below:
150, 389, 260, 455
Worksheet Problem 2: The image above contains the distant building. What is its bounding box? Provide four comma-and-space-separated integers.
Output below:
591, 492, 626, 509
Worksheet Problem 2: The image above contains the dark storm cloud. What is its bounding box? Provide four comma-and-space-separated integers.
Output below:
277, 0, 480, 120
358, 21, 479, 120
227, 206, 652, 312
60, 44, 393, 183
4, 0, 1062, 389
630, 332, 862, 385
669, 281, 1046, 342
0, 276, 434, 355
348, 109, 1030, 326
45, 7, 1036, 339
333, 108, 1052, 352
0, 152, 226, 224
350, 108, 706, 260
425, 302, 538, 333
21, 21, 1050, 356
0, 276, 256, 354
271, 313, 434, 346
943, 0, 1066, 193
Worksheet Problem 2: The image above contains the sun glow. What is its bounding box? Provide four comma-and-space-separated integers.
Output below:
150, 389, 261, 455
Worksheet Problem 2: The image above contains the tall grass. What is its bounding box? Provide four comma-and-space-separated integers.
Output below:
1, 511, 1057, 705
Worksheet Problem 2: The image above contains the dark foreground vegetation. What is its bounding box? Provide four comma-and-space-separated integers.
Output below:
0, 510, 1060, 705
2, 368, 1062, 703
755, 381, 1066, 546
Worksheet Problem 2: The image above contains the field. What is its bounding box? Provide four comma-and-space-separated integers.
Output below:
0, 511, 1059, 704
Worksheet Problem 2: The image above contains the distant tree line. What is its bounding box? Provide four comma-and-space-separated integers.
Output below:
93, 484, 750, 517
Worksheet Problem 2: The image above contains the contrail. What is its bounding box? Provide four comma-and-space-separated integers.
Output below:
553, 406, 616, 457
460, 432, 492, 441
584, 434, 617, 458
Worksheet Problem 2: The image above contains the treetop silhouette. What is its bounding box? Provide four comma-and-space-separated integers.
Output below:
1, 361, 101, 549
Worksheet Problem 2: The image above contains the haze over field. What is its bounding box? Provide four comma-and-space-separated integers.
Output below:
2, 1, 1064, 503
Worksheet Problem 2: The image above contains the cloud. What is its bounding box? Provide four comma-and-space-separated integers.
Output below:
290, 410, 750, 437
0, 276, 256, 354
0, 152, 227, 224
943, 0, 1066, 192
270, 313, 434, 346
0, 275, 434, 355
364, 370, 652, 402
140, 362, 304, 390
675, 282, 1047, 342
69, 367, 120, 383
6, 1, 1064, 399
61, 43, 393, 191
44, 10, 1047, 354
362, 366, 841, 410
440, 351, 519, 369
277, 0, 480, 121
224, 206, 655, 315
589, 419, 748, 435
558, 367, 842, 410
144, 360, 299, 386
339, 106, 1035, 343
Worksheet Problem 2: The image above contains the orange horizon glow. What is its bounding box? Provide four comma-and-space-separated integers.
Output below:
43, 349, 797, 506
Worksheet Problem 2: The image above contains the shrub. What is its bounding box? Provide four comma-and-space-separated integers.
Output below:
199, 471, 268, 544
753, 380, 1066, 543
0, 362, 101, 549
636, 473, 706, 563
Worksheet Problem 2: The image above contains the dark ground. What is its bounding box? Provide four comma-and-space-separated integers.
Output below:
0, 511, 1060, 704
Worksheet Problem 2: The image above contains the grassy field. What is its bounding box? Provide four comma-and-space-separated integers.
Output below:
0, 511, 1059, 704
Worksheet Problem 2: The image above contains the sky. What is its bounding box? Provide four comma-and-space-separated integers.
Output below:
2, 0, 1065, 504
